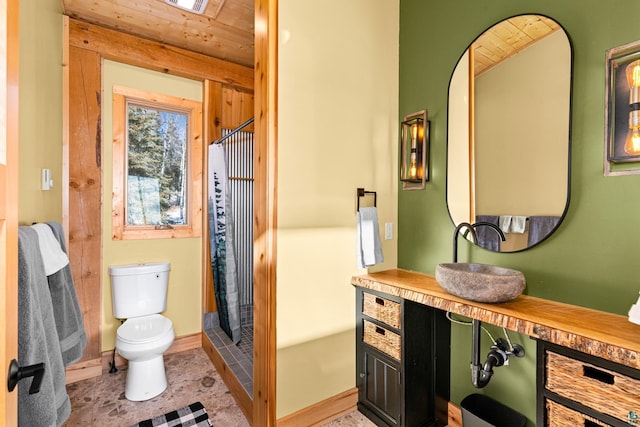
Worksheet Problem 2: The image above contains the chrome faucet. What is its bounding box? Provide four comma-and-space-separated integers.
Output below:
452, 221, 505, 262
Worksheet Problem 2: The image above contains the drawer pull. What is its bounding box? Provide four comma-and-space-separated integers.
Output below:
583, 366, 614, 385
375, 326, 386, 335
584, 420, 600, 427
375, 297, 385, 306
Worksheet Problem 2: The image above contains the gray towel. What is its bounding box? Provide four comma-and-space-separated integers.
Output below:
527, 216, 560, 247
46, 222, 87, 366
18, 227, 71, 427
475, 215, 501, 251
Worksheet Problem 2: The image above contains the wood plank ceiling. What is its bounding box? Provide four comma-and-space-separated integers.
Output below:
473, 15, 560, 77
62, 0, 255, 68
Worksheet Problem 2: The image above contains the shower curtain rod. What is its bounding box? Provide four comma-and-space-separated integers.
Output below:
209, 117, 255, 145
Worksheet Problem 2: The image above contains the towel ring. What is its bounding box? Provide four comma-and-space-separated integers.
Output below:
356, 188, 377, 212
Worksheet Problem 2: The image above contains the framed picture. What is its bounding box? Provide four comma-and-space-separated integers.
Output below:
606, 40, 640, 163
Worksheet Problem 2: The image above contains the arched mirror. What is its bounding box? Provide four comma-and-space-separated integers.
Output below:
447, 15, 572, 252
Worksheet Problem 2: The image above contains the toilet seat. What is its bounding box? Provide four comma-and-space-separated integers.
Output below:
117, 314, 173, 344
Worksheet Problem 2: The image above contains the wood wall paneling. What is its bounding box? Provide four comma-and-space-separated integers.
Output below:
67, 19, 253, 90
68, 46, 103, 362
253, 0, 278, 424
62, 0, 255, 68
63, 17, 70, 236
221, 87, 255, 131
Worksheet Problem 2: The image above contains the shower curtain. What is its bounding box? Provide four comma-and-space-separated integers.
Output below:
208, 144, 241, 344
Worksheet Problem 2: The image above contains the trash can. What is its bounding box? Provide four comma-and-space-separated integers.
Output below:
460, 394, 526, 427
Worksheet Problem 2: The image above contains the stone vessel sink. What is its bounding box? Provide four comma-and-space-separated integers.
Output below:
435, 263, 525, 303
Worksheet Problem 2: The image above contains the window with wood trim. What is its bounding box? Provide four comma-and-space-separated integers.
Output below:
112, 86, 202, 240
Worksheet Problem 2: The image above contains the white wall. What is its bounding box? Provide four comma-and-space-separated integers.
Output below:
277, 0, 399, 418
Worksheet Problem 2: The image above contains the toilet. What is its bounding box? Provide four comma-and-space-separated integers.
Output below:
109, 262, 175, 401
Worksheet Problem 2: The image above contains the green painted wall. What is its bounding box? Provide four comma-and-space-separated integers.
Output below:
399, 0, 640, 425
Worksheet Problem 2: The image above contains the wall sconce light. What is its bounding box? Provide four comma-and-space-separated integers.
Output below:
625, 60, 640, 155
400, 110, 429, 190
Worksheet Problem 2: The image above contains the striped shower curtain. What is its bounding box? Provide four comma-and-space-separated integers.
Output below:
208, 144, 241, 344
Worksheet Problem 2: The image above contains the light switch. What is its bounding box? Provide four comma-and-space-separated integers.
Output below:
384, 222, 393, 240
41, 168, 53, 191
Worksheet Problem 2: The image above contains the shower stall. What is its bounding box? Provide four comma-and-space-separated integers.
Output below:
205, 122, 254, 396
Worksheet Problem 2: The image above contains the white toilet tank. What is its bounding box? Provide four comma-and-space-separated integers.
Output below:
110, 262, 170, 319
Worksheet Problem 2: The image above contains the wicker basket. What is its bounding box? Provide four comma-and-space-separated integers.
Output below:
546, 351, 640, 423
362, 292, 401, 329
546, 400, 611, 427
363, 319, 401, 360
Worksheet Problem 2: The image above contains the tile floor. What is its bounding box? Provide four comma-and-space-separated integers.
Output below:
204, 324, 253, 397
63, 347, 375, 426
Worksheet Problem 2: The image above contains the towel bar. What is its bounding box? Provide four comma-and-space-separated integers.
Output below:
356, 188, 377, 211
210, 117, 254, 145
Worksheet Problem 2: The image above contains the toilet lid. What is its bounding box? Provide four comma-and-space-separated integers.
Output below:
117, 314, 173, 344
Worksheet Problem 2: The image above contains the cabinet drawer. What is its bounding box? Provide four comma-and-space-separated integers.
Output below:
363, 320, 401, 360
363, 292, 401, 329
546, 400, 612, 427
546, 351, 640, 423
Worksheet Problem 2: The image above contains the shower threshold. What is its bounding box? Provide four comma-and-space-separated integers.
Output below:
204, 316, 253, 397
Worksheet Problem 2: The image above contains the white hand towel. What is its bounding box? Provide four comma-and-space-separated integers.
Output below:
499, 216, 512, 234
357, 207, 384, 268
510, 216, 527, 234
31, 223, 70, 276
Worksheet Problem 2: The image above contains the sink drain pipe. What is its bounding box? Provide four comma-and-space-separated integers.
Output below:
470, 319, 526, 388
471, 319, 505, 388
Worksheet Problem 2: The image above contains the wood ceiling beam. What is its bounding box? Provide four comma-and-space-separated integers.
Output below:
68, 18, 253, 90
212, 0, 227, 19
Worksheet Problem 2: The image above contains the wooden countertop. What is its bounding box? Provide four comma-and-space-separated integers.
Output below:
352, 269, 640, 370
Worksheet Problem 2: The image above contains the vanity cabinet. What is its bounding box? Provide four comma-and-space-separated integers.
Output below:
353, 270, 640, 427
355, 287, 450, 427
537, 341, 640, 427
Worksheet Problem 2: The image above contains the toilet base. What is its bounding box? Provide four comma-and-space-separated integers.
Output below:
125, 354, 168, 401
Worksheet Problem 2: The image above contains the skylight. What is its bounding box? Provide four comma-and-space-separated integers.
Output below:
165, 0, 209, 15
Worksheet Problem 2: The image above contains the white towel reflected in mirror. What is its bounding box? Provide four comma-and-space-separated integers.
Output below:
511, 216, 527, 234
499, 216, 512, 233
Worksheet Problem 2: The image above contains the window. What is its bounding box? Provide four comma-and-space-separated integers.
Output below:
112, 86, 202, 239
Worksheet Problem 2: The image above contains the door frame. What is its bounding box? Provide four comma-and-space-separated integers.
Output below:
253, 0, 278, 425
64, 11, 281, 426
1, 0, 20, 424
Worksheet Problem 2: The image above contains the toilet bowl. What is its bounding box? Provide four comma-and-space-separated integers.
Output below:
116, 314, 175, 401
109, 262, 174, 401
